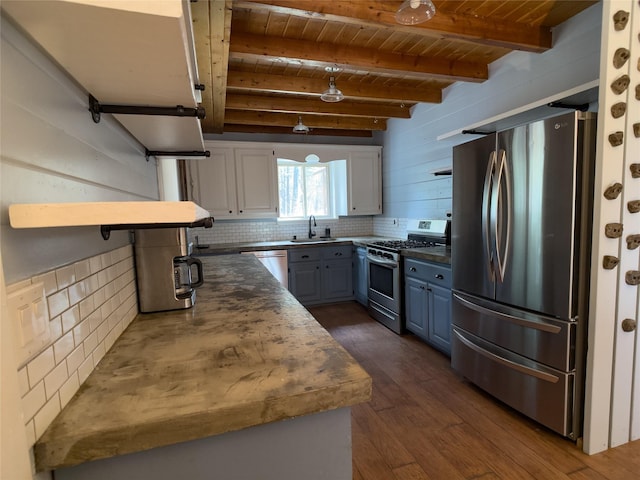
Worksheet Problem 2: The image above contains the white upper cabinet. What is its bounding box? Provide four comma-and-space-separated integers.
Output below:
347, 149, 382, 215
234, 148, 278, 218
187, 144, 278, 220
335, 147, 382, 216
1, 0, 204, 152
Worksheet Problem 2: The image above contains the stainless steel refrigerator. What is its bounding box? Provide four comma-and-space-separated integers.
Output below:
451, 111, 597, 440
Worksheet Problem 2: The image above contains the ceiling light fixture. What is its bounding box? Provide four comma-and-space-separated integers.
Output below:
292, 116, 310, 133
395, 0, 436, 25
320, 66, 344, 103
321, 77, 344, 103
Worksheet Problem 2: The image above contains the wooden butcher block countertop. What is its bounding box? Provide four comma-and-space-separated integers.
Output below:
35, 255, 372, 471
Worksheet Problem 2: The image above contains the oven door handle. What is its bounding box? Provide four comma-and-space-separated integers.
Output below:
367, 256, 398, 268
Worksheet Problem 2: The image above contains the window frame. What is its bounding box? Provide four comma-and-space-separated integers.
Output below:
276, 158, 336, 221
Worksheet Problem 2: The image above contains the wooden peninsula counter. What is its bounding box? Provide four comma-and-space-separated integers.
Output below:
35, 255, 372, 479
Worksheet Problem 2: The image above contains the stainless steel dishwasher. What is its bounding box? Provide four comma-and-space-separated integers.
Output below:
240, 250, 288, 289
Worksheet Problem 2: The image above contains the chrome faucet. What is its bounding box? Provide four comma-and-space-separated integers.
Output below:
308, 215, 317, 239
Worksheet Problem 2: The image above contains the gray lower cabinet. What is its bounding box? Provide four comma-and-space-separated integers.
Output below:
289, 246, 353, 305
353, 246, 368, 306
404, 257, 452, 355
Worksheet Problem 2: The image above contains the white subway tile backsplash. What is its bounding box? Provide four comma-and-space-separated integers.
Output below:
53, 332, 74, 365
79, 296, 95, 320
47, 290, 70, 318
83, 331, 98, 357
32, 271, 57, 296
49, 316, 62, 340
27, 347, 55, 388
61, 305, 81, 333
65, 345, 85, 375
89, 255, 102, 274
74, 259, 91, 281
68, 281, 86, 306
72, 319, 91, 345
34, 395, 61, 439
44, 362, 68, 400
55, 265, 76, 290
59, 373, 80, 409
10, 244, 138, 446
77, 355, 94, 384
21, 381, 46, 421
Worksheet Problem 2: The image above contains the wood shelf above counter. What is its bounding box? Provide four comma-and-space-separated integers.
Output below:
8, 201, 211, 229
1, 0, 204, 152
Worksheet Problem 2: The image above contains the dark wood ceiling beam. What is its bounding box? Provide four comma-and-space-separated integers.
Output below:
234, 0, 552, 53
191, 0, 232, 134
224, 110, 387, 130
230, 32, 488, 83
226, 71, 442, 103
225, 94, 411, 118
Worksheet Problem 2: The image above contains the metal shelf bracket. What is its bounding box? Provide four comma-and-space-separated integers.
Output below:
89, 94, 206, 124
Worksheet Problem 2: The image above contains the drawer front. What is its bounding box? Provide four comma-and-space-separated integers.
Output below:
404, 258, 451, 287
427, 263, 452, 288
322, 245, 352, 259
288, 248, 322, 263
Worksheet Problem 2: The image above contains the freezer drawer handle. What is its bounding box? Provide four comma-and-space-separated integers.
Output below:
434, 274, 444, 279
453, 292, 562, 334
454, 329, 559, 383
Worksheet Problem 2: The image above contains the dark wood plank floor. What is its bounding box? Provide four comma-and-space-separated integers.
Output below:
308, 302, 640, 480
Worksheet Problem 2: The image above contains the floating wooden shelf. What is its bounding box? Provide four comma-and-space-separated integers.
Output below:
2, 0, 204, 152
9, 201, 211, 229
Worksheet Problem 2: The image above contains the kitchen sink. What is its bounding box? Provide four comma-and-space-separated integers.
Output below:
290, 238, 337, 244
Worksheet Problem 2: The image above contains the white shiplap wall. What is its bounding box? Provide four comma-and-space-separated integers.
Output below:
378, 3, 602, 222
0, 16, 159, 284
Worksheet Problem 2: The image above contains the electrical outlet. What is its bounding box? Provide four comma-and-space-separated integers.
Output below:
7, 282, 50, 366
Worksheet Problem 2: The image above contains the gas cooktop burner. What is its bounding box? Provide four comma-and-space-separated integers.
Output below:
370, 239, 440, 251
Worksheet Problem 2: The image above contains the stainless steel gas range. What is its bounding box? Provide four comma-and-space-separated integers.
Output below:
367, 219, 450, 334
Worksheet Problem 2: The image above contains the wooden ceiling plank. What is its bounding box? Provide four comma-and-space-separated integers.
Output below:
230, 32, 488, 82
191, 0, 214, 132
226, 70, 442, 103
209, 0, 232, 133
234, 0, 552, 53
225, 93, 411, 118
224, 110, 387, 130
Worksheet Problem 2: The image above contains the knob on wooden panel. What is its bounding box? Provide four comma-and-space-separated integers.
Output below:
604, 183, 623, 199
602, 255, 619, 269
626, 271, 640, 286
605, 223, 623, 238
621, 319, 636, 332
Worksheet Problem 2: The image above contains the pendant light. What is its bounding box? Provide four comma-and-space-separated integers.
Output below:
320, 66, 344, 103
292, 116, 310, 133
395, 0, 436, 25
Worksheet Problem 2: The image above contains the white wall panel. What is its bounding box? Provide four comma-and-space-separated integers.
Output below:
0, 16, 160, 283
380, 3, 601, 220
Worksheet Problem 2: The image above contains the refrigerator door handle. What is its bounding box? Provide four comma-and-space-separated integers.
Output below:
453, 328, 560, 383
495, 149, 512, 282
482, 150, 497, 281
453, 291, 562, 334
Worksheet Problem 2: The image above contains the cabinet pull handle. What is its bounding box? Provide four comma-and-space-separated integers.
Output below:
302, 255, 309, 259
335, 252, 342, 256
410, 267, 417, 272
435, 274, 444, 279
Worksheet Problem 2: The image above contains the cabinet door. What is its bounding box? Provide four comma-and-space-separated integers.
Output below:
187, 148, 237, 218
404, 276, 428, 339
322, 258, 354, 302
353, 247, 368, 306
428, 282, 452, 355
348, 150, 381, 215
289, 262, 322, 304
235, 148, 278, 218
